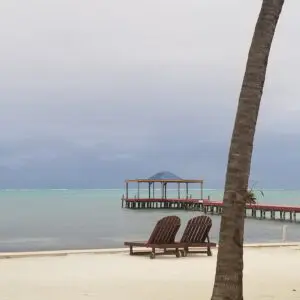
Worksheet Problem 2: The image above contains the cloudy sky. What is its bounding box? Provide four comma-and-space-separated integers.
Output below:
0, 0, 299, 188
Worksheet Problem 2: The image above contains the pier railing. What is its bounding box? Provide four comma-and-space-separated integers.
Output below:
121, 196, 300, 223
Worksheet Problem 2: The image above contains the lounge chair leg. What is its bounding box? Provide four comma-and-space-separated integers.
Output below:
207, 247, 212, 256
150, 248, 156, 259
180, 248, 188, 257
175, 249, 180, 258
129, 246, 133, 255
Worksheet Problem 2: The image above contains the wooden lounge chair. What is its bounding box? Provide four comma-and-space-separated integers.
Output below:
178, 216, 216, 256
124, 215, 181, 259
179, 215, 216, 257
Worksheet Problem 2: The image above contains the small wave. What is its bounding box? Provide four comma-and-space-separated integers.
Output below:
0, 237, 58, 245
81, 188, 122, 191
0, 189, 39, 192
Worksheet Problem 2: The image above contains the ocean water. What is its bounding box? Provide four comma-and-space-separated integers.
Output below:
0, 189, 300, 252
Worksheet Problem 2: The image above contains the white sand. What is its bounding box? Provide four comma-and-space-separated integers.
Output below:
0, 247, 300, 299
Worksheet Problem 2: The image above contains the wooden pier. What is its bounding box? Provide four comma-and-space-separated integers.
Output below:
121, 172, 300, 223
123, 198, 300, 223
122, 171, 204, 205
122, 172, 300, 222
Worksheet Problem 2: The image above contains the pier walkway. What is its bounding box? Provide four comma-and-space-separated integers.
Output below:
122, 171, 300, 223
123, 198, 300, 223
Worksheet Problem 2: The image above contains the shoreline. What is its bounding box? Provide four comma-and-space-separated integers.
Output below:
1, 241, 299, 259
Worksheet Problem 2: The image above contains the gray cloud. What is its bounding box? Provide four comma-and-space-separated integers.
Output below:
0, 0, 299, 188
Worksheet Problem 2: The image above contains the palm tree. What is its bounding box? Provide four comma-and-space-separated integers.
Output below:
211, 1, 285, 299
246, 189, 264, 205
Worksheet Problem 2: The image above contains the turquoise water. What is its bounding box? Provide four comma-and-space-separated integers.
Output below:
0, 189, 300, 252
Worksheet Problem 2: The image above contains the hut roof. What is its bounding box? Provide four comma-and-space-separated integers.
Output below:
125, 171, 203, 183
148, 171, 182, 180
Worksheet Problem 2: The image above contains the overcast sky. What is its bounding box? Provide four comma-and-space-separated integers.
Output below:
0, 0, 299, 188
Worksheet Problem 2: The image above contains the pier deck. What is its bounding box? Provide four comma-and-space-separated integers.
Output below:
123, 198, 300, 223
122, 172, 300, 223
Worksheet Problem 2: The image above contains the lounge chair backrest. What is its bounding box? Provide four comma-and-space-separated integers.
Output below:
180, 216, 212, 243
147, 216, 181, 245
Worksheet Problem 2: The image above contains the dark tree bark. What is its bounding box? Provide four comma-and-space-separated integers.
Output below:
211, 1, 285, 299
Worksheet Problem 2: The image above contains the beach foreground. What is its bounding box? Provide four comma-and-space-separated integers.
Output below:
0, 247, 300, 299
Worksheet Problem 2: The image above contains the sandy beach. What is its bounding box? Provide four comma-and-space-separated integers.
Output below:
0, 246, 300, 300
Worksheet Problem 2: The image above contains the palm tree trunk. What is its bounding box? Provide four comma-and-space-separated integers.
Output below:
211, 1, 285, 299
